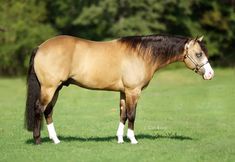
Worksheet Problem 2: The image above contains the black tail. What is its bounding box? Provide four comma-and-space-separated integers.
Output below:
25, 47, 40, 131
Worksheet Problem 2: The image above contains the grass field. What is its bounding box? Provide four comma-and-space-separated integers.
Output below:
0, 68, 234, 162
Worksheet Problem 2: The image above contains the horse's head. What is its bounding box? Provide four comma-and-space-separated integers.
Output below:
183, 36, 214, 80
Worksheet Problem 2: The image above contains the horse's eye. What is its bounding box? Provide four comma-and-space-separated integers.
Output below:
196, 52, 202, 58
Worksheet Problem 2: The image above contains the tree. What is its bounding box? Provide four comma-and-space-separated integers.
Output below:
0, 0, 57, 75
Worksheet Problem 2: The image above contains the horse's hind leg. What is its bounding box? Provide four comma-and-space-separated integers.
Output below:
44, 86, 62, 144
33, 85, 58, 144
33, 100, 44, 144
116, 92, 127, 143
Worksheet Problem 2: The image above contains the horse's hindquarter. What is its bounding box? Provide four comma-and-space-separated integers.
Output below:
34, 36, 76, 87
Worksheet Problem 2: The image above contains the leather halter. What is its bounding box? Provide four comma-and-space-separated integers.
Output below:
184, 48, 209, 73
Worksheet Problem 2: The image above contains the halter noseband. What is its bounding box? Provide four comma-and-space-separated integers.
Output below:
184, 48, 209, 73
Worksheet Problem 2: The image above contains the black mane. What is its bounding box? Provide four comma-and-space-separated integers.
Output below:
119, 34, 190, 61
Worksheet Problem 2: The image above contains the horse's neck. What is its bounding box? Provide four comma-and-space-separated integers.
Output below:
154, 52, 184, 70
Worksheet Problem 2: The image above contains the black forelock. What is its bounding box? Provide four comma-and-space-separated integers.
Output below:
198, 41, 208, 56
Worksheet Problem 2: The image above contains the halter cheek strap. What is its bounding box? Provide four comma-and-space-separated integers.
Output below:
184, 46, 209, 73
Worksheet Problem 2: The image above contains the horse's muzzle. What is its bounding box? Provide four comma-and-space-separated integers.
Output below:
202, 63, 214, 80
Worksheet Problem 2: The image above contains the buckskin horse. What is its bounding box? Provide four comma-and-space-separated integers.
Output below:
25, 34, 214, 144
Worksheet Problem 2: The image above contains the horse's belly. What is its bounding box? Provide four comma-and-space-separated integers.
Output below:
72, 74, 123, 91
71, 64, 124, 91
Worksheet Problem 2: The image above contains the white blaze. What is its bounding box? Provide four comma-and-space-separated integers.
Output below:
203, 63, 214, 80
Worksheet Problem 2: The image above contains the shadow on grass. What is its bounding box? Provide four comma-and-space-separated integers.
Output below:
136, 133, 193, 141
25, 132, 193, 144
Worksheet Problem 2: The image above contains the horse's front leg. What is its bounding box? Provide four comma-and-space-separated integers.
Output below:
116, 92, 127, 143
125, 89, 141, 144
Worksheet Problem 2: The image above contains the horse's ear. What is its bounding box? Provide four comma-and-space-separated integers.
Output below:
197, 36, 204, 42
193, 36, 199, 44
185, 42, 190, 50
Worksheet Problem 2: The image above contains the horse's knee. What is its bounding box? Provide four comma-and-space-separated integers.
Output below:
121, 113, 127, 124
127, 109, 136, 123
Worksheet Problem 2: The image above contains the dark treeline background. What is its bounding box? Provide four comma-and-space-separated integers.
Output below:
0, 0, 234, 75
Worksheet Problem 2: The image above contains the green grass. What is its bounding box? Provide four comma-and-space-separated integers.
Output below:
0, 68, 235, 162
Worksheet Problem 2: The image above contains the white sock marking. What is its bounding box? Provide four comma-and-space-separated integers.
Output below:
116, 122, 125, 143
47, 123, 60, 144
127, 129, 138, 144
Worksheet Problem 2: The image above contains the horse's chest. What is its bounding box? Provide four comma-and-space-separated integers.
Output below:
121, 57, 150, 89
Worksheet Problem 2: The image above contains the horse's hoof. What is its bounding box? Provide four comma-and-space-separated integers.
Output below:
128, 136, 138, 144
117, 136, 124, 144
34, 138, 41, 145
117, 140, 124, 144
131, 140, 138, 144
52, 137, 60, 144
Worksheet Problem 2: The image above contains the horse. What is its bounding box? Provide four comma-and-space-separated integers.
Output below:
25, 34, 214, 144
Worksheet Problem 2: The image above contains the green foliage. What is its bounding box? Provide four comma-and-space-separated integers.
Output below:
191, 0, 235, 64
71, 0, 167, 39
0, 0, 57, 75
0, 0, 234, 75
